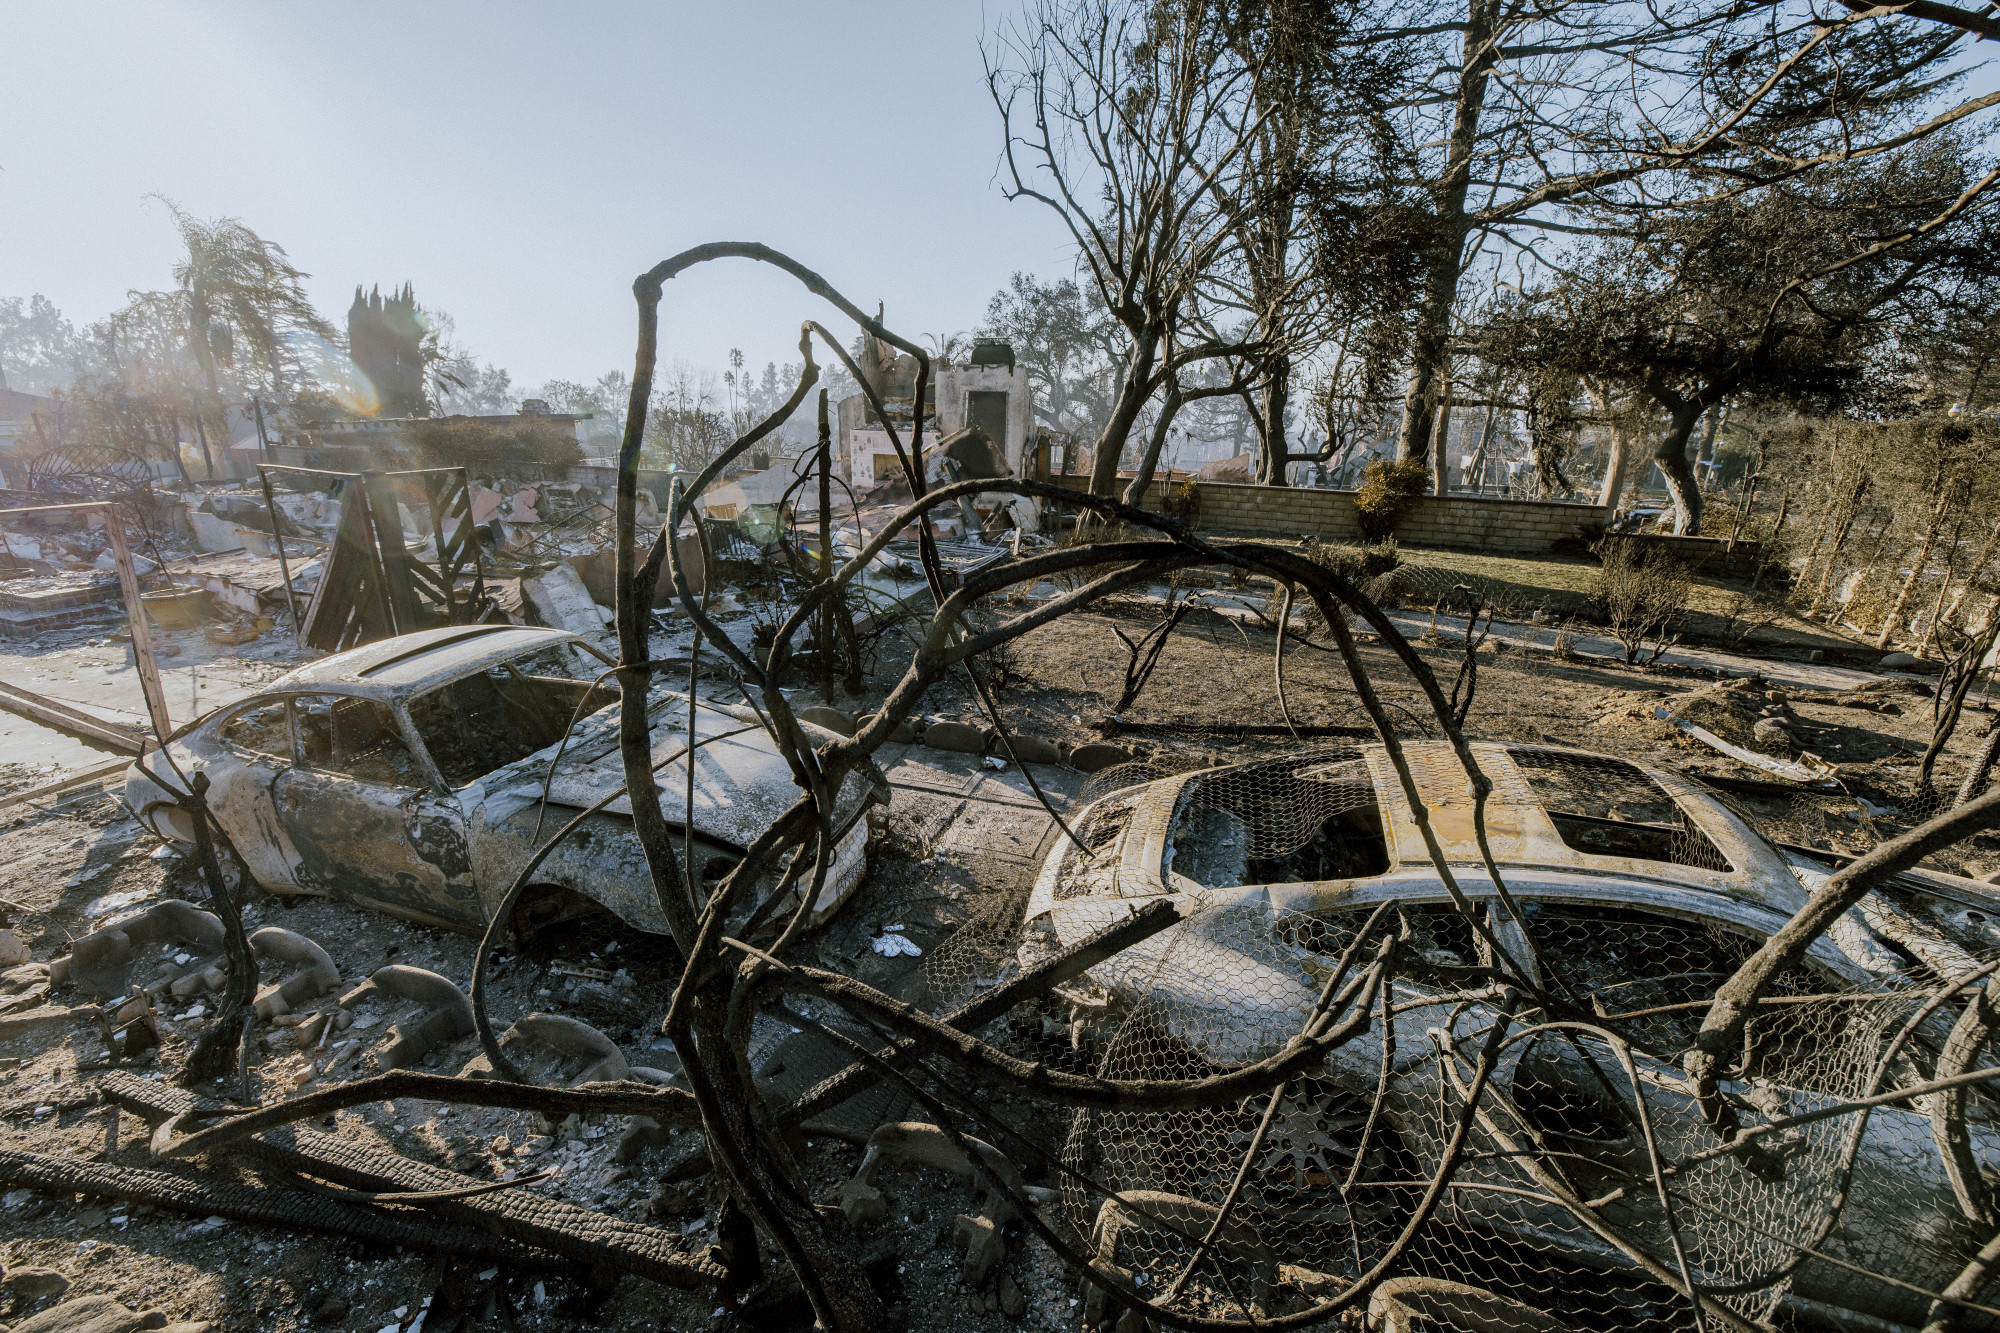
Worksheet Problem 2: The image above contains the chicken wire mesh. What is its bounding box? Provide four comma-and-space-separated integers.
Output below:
1058, 899, 1414, 1327
1051, 890, 2000, 1332
920, 875, 1041, 1018
1165, 751, 1389, 887
860, 564, 2000, 1330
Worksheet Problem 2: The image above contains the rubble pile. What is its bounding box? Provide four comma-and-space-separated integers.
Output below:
1592, 679, 1776, 748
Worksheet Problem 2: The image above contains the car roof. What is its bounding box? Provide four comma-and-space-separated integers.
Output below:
261, 626, 587, 702
1039, 740, 1806, 920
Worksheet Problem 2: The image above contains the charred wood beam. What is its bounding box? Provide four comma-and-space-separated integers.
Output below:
0, 1147, 581, 1273
105, 1071, 723, 1291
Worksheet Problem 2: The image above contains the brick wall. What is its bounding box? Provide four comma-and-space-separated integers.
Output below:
1063, 478, 1611, 555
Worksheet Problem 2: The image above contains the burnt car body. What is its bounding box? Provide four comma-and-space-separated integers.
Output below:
124, 625, 883, 935
1028, 742, 2000, 1329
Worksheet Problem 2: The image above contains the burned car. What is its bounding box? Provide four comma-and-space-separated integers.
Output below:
124, 625, 883, 936
1029, 743, 2000, 1330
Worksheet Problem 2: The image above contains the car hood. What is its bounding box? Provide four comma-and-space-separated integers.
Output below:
459, 688, 884, 850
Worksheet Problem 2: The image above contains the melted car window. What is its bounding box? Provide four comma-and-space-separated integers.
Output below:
294, 695, 425, 787
220, 702, 291, 760
1509, 749, 1732, 872
1166, 751, 1389, 888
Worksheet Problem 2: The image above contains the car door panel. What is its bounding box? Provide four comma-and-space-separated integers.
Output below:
273, 769, 482, 929
207, 755, 303, 890
187, 700, 308, 890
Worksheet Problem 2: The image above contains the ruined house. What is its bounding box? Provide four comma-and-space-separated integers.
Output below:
836, 332, 1029, 491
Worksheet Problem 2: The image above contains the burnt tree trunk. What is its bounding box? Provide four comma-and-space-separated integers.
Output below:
1598, 417, 1633, 509
1255, 356, 1291, 486
613, 263, 883, 1330
1394, 0, 1499, 468
1429, 376, 1453, 496
1125, 383, 1185, 507
1652, 400, 1707, 535
1087, 326, 1160, 499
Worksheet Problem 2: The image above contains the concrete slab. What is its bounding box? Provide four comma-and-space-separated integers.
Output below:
0, 623, 313, 775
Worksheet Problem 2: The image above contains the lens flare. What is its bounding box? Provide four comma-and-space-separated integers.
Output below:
286, 329, 380, 415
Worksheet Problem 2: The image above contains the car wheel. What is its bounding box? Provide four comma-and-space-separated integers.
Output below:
213, 840, 253, 907
177, 838, 255, 909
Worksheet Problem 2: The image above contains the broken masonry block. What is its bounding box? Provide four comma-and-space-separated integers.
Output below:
1066, 743, 1132, 773
338, 965, 473, 1070
501, 1011, 630, 1084
838, 1121, 1054, 1286
1001, 735, 1061, 765
0, 962, 52, 1013
521, 563, 610, 640
290, 1011, 330, 1048
168, 964, 227, 1000
796, 705, 857, 736
463, 1011, 674, 1086
923, 721, 988, 754
996, 1273, 1025, 1320
248, 927, 340, 1018
951, 1211, 1007, 1291
458, 1012, 675, 1160
1, 1267, 71, 1311
56, 901, 225, 1000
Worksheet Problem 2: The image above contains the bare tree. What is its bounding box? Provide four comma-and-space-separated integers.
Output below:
1204, 0, 1413, 485
1364, 0, 2000, 499
989, 0, 1271, 499
643, 359, 735, 473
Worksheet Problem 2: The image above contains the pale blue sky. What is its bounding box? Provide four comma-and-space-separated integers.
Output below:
0, 1, 1075, 389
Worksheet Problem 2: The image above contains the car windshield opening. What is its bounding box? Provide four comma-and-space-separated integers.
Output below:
409, 661, 603, 789
1523, 899, 1832, 1054
1509, 748, 1732, 872
1166, 750, 1390, 888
